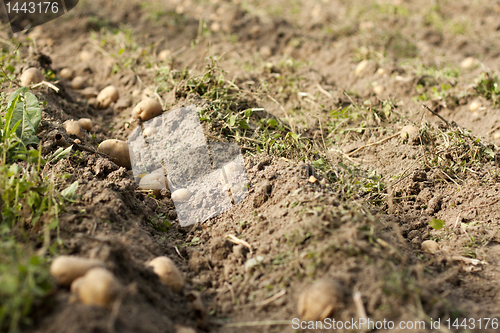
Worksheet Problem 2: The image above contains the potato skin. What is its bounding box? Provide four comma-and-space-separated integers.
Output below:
148, 256, 184, 292
96, 85, 119, 109
20, 68, 44, 87
97, 139, 131, 169
78, 118, 93, 131
77, 268, 121, 307
421, 240, 439, 254
171, 189, 192, 202
59, 68, 74, 80
63, 120, 85, 138
50, 256, 105, 286
132, 98, 162, 121
297, 278, 344, 321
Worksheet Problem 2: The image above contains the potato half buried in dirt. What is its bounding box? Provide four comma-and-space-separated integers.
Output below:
63, 120, 85, 138
148, 256, 184, 292
171, 189, 192, 202
74, 267, 122, 307
78, 118, 93, 131
20, 68, 44, 87
132, 98, 162, 121
96, 85, 119, 109
59, 68, 74, 80
139, 173, 167, 196
50, 256, 106, 286
97, 139, 131, 169
297, 278, 344, 321
71, 76, 86, 90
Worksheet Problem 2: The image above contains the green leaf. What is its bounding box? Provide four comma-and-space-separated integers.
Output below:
8, 88, 42, 145
61, 181, 79, 199
238, 119, 250, 129
267, 119, 277, 128
429, 219, 445, 230
228, 115, 237, 127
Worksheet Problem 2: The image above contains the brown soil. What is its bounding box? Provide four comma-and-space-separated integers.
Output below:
4, 0, 500, 332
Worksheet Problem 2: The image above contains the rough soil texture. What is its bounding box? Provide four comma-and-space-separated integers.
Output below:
3, 0, 500, 332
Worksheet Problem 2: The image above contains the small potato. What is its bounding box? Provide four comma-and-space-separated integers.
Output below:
96, 85, 119, 109
298, 278, 344, 321
421, 240, 439, 254
79, 50, 92, 62
97, 139, 131, 169
20, 68, 44, 87
74, 139, 81, 145
148, 257, 184, 292
220, 161, 244, 184
493, 131, 500, 140
50, 256, 105, 286
143, 127, 156, 136
141, 88, 154, 100
373, 85, 384, 95
158, 49, 172, 61
171, 189, 192, 202
71, 76, 86, 90
132, 98, 162, 121
139, 173, 166, 196
59, 68, 74, 80
401, 125, 418, 139
460, 57, 475, 69
469, 100, 481, 112
77, 267, 121, 307
80, 87, 98, 99
88, 98, 97, 107
78, 118, 93, 131
355, 60, 368, 76
376, 68, 385, 75
175, 325, 197, 333
63, 120, 85, 138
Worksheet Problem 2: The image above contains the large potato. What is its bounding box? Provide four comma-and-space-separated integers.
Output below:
97, 139, 131, 169
20, 68, 44, 87
76, 267, 121, 307
50, 256, 106, 286
148, 256, 184, 292
132, 98, 162, 121
96, 85, 119, 109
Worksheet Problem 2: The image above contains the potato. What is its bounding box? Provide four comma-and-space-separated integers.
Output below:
401, 125, 418, 139
421, 240, 439, 254
97, 139, 131, 169
297, 278, 344, 321
493, 131, 500, 140
460, 57, 475, 69
373, 85, 384, 94
175, 325, 196, 333
20, 68, 44, 87
78, 118, 93, 131
376, 68, 385, 75
74, 139, 81, 145
76, 267, 121, 307
63, 120, 85, 138
147, 256, 184, 292
80, 87, 98, 99
139, 173, 166, 196
143, 126, 156, 136
220, 161, 244, 184
355, 60, 368, 76
158, 49, 172, 61
96, 85, 119, 109
171, 189, 192, 202
88, 98, 97, 107
132, 98, 162, 121
141, 88, 154, 100
71, 76, 86, 90
469, 100, 481, 112
50, 256, 105, 286
79, 50, 92, 62
59, 68, 74, 80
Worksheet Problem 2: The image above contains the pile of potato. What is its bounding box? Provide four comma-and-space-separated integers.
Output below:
50, 254, 185, 307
